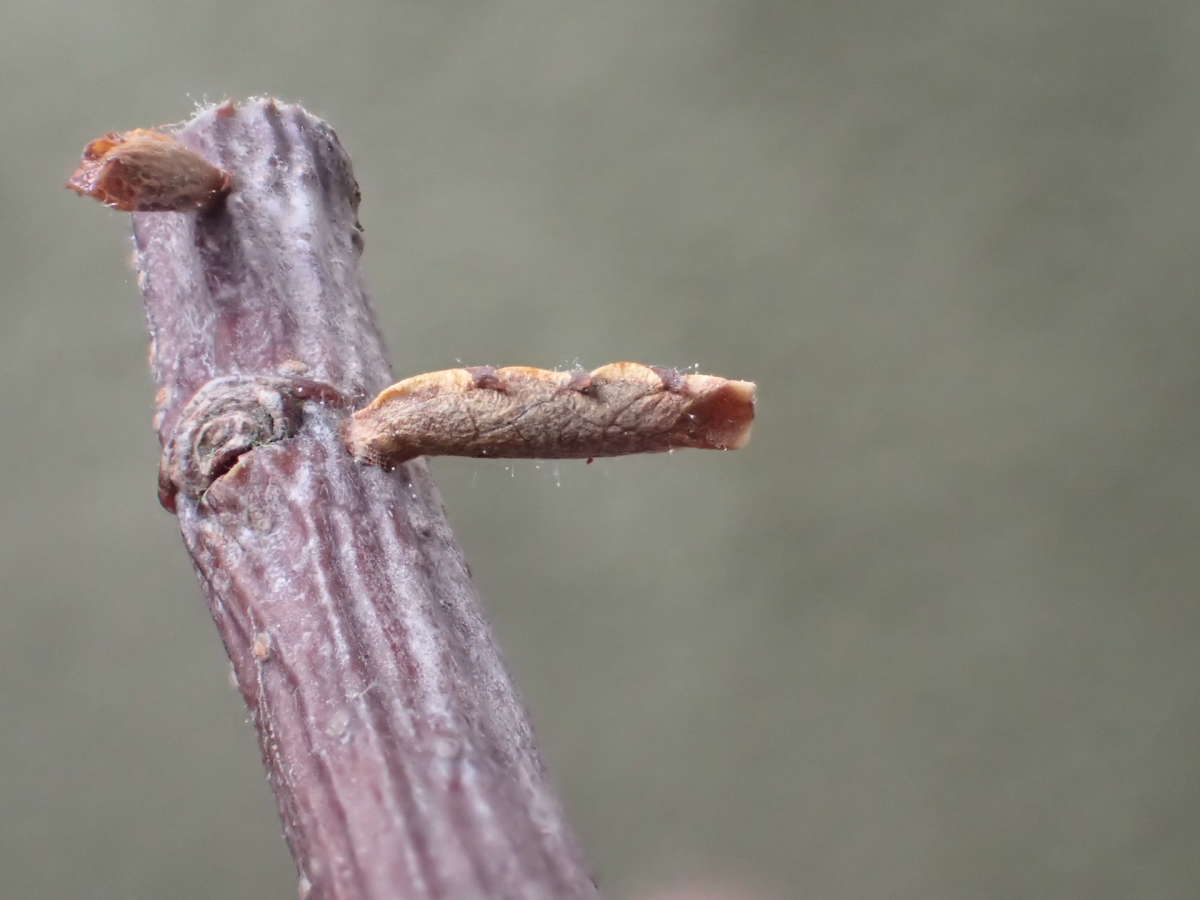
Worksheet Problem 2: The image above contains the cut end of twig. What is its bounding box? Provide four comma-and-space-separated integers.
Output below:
67, 128, 231, 212
682, 372, 756, 450
345, 362, 756, 467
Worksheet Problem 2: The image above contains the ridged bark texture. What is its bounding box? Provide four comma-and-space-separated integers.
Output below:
132, 98, 596, 900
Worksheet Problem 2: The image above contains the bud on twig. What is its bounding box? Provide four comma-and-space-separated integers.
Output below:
67, 128, 231, 212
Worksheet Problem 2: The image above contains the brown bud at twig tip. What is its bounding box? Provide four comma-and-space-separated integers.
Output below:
67, 129, 231, 212
345, 362, 756, 467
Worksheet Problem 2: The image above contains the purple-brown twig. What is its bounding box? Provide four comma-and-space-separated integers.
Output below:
68, 97, 754, 900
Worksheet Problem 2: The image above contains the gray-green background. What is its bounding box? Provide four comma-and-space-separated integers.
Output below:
3, 2, 1198, 898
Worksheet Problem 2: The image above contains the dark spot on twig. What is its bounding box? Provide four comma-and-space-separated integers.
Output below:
565, 370, 596, 395
651, 365, 686, 394
465, 366, 506, 391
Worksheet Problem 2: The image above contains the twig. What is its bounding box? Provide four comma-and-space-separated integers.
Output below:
75, 98, 598, 899
67, 97, 755, 900
346, 363, 755, 467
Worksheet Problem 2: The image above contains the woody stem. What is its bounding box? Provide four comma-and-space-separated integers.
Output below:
133, 99, 596, 900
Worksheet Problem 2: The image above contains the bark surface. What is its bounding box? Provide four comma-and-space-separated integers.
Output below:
133, 98, 596, 900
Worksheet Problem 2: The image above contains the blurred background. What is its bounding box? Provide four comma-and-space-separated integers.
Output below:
3, 1, 1199, 897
